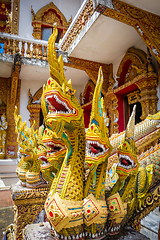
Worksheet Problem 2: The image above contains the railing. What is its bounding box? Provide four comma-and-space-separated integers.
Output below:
0, 32, 59, 60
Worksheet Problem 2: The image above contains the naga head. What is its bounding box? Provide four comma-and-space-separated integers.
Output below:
14, 107, 38, 162
42, 127, 66, 170
116, 105, 139, 181
85, 67, 112, 172
37, 125, 48, 167
41, 25, 83, 132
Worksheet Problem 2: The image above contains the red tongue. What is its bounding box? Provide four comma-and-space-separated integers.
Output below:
91, 147, 98, 154
122, 159, 128, 165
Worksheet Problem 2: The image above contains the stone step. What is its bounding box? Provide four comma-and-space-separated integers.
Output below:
0, 172, 17, 178
0, 159, 18, 173
1, 177, 18, 187
140, 207, 160, 240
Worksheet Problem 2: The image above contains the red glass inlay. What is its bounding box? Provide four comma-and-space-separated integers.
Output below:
49, 211, 53, 217
48, 79, 51, 85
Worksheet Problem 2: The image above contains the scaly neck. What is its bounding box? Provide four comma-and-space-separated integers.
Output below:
51, 121, 85, 201
84, 161, 107, 200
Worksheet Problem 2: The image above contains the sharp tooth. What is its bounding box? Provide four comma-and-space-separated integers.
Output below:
73, 108, 75, 113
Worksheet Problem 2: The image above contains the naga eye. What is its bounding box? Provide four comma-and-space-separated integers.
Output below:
68, 89, 74, 95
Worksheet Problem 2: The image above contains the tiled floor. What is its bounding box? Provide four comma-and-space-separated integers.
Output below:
0, 190, 14, 240
0, 190, 14, 208
0, 207, 14, 240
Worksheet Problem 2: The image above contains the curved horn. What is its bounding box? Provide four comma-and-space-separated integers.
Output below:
90, 66, 103, 127
125, 105, 136, 141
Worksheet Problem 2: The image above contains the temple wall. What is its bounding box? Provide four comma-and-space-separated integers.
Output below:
19, 0, 82, 39
20, 80, 45, 127
113, 40, 147, 77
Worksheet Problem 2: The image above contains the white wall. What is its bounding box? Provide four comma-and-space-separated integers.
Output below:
19, 0, 82, 39
113, 40, 147, 77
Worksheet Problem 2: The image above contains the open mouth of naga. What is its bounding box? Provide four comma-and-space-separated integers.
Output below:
38, 154, 48, 166
45, 93, 76, 115
86, 140, 108, 157
44, 141, 65, 157
118, 154, 136, 169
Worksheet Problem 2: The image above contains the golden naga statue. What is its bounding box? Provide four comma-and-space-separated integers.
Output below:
14, 107, 50, 188
13, 25, 160, 240
0, 113, 7, 159
43, 25, 85, 238
84, 67, 112, 238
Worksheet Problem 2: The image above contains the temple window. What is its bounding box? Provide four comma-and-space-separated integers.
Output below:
31, 3, 71, 40
42, 27, 62, 43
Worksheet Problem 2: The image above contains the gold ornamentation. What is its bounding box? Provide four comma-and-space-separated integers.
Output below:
27, 87, 43, 129
43, 26, 85, 238
11, 0, 20, 35
105, 92, 119, 135
31, 2, 70, 39
116, 47, 147, 85
105, 47, 157, 134
127, 90, 140, 105
135, 73, 158, 120
61, 0, 94, 51
0, 113, 7, 158
102, 0, 160, 63
6, 78, 21, 158
83, 194, 108, 226
11, 185, 49, 240
84, 67, 112, 236
107, 193, 127, 224
66, 57, 112, 95
45, 192, 83, 232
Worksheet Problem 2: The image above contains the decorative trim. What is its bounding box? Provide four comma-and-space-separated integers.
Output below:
31, 2, 70, 39
11, 0, 20, 35
66, 57, 112, 94
11, 184, 49, 240
116, 47, 147, 86
101, 0, 160, 63
27, 87, 43, 129
127, 90, 140, 105
105, 47, 157, 134
61, 0, 94, 51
